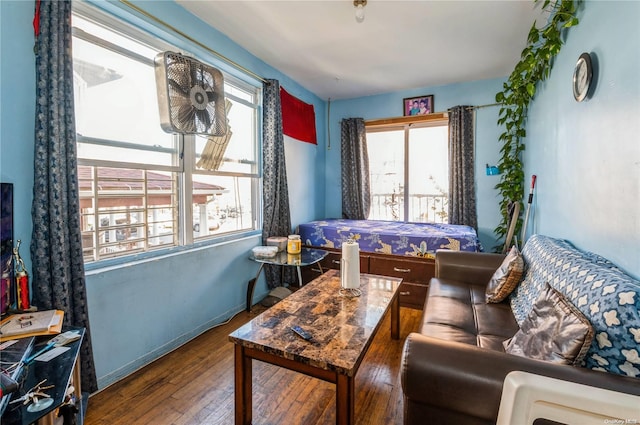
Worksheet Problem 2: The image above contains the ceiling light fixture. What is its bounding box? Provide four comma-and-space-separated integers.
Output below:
353, 0, 367, 23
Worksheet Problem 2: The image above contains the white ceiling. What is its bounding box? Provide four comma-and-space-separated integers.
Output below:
176, 0, 548, 100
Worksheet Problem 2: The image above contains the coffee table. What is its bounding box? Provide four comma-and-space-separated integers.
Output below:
229, 269, 402, 425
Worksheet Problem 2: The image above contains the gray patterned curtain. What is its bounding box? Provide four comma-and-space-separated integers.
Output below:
31, 0, 97, 393
262, 79, 294, 288
448, 106, 477, 229
341, 118, 370, 219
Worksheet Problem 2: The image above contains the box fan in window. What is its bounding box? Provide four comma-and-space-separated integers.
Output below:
154, 52, 227, 137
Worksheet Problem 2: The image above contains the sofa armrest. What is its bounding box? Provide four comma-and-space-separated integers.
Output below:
435, 250, 505, 285
401, 333, 640, 423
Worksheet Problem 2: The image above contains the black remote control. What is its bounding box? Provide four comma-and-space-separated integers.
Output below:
291, 325, 313, 341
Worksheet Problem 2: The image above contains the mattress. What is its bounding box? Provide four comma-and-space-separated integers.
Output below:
297, 219, 481, 259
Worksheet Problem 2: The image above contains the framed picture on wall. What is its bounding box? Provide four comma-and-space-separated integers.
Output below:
403, 95, 434, 116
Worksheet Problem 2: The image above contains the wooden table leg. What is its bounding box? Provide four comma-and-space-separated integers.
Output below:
336, 373, 355, 425
234, 345, 252, 425
390, 293, 400, 340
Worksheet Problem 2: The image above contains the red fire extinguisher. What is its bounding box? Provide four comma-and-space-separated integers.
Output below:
13, 240, 30, 310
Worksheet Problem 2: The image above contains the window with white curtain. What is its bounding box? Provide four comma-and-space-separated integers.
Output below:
72, 4, 261, 264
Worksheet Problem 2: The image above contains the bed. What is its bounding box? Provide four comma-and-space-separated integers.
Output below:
297, 219, 482, 310
297, 219, 481, 259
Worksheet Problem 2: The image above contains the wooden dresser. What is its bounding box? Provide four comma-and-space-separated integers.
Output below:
302, 247, 433, 310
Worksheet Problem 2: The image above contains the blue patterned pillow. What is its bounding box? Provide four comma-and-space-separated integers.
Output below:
510, 235, 640, 377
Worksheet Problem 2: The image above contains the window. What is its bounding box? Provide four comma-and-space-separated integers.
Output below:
72, 5, 261, 263
366, 117, 449, 223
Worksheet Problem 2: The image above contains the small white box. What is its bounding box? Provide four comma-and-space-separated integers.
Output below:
252, 246, 278, 258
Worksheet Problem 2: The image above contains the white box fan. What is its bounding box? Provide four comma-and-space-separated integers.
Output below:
154, 51, 228, 136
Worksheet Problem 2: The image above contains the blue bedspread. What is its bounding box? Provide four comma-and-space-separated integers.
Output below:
297, 219, 481, 259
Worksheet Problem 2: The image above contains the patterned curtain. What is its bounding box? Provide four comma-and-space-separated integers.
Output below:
448, 106, 478, 229
341, 118, 370, 219
30, 0, 97, 392
262, 79, 294, 288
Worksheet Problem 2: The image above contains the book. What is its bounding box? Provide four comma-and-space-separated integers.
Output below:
0, 310, 64, 341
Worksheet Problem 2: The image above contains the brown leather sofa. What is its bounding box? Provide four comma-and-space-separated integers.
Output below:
400, 249, 640, 425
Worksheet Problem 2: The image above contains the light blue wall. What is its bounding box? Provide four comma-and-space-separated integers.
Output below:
0, 0, 326, 389
327, 79, 506, 250
524, 1, 639, 278
3, 0, 637, 390
0, 0, 36, 275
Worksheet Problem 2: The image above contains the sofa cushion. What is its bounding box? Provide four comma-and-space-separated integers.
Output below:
421, 278, 519, 351
504, 283, 594, 365
510, 235, 640, 377
486, 245, 524, 303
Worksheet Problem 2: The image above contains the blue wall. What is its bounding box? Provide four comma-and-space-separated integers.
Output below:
0, 1, 36, 276
0, 0, 325, 389
524, 1, 639, 278
2, 0, 638, 391
327, 79, 506, 250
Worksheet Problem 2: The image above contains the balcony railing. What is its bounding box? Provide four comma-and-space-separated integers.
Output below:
369, 193, 449, 223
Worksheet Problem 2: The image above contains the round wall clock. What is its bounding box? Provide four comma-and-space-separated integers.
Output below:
573, 52, 593, 102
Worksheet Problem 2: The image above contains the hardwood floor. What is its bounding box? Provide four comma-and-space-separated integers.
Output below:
84, 305, 422, 425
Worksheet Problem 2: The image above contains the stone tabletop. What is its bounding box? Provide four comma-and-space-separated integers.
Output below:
229, 269, 401, 376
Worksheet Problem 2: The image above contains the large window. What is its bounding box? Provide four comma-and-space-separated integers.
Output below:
366, 118, 449, 223
72, 5, 261, 263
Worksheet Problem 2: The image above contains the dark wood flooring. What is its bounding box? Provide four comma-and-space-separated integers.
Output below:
84, 304, 422, 425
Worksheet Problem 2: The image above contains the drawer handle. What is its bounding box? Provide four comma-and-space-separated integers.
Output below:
393, 267, 412, 273
310, 268, 323, 273
400, 291, 411, 296
332, 260, 341, 265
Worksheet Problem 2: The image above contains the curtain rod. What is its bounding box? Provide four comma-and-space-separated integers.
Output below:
118, 0, 266, 83
446, 103, 501, 112
471, 102, 501, 110
463, 102, 502, 111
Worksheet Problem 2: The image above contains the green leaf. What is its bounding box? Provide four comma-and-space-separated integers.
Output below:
526, 82, 536, 97
527, 24, 540, 44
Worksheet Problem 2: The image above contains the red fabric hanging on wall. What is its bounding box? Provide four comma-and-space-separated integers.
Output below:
280, 87, 317, 145
33, 0, 41, 36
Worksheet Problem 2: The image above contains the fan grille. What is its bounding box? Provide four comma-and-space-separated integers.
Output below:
155, 52, 228, 136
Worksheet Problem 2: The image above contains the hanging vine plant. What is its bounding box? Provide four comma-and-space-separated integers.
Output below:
493, 0, 581, 249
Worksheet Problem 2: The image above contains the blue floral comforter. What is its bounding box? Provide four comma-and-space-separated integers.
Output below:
297, 219, 481, 259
